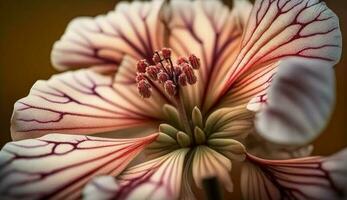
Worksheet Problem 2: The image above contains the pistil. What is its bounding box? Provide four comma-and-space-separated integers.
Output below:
175, 94, 193, 135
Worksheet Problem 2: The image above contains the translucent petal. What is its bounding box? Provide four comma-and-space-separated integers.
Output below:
254, 57, 335, 145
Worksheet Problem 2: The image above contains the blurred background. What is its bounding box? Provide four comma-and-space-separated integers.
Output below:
0, 0, 346, 198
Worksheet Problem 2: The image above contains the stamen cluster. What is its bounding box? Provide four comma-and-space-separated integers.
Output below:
136, 48, 200, 98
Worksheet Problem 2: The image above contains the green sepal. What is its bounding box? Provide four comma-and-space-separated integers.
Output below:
163, 104, 184, 130
192, 106, 203, 128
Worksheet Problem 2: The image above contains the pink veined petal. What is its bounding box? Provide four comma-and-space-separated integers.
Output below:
0, 133, 158, 200
114, 56, 138, 84
253, 57, 335, 146
211, 0, 342, 109
11, 69, 167, 140
51, 0, 166, 72
241, 148, 347, 200
83, 149, 188, 200
218, 61, 278, 110
167, 0, 252, 111
82, 176, 119, 200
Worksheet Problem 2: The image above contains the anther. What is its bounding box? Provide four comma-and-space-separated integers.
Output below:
174, 65, 182, 76
177, 56, 188, 65
135, 48, 201, 99
189, 54, 200, 69
137, 80, 151, 98
164, 80, 177, 96
178, 74, 187, 86
158, 71, 169, 83
152, 52, 162, 64
135, 73, 146, 82
137, 59, 149, 73
182, 63, 197, 85
161, 48, 172, 60
187, 75, 197, 85
146, 65, 160, 81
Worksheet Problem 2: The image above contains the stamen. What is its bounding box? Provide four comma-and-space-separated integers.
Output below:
161, 48, 172, 59
135, 73, 146, 82
152, 52, 161, 64
135, 48, 200, 99
137, 80, 151, 98
164, 80, 177, 96
146, 65, 160, 81
178, 74, 187, 86
137, 59, 149, 73
182, 63, 197, 85
177, 56, 189, 65
174, 65, 182, 76
160, 63, 171, 76
158, 71, 169, 84
189, 54, 200, 69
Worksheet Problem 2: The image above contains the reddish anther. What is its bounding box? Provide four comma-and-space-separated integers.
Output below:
135, 48, 201, 98
164, 80, 176, 96
152, 53, 161, 64
137, 59, 149, 73
187, 74, 197, 85
178, 74, 187, 86
137, 80, 151, 98
135, 73, 147, 82
177, 57, 188, 65
158, 71, 169, 83
146, 65, 160, 80
182, 63, 197, 85
162, 48, 172, 59
174, 65, 182, 76
189, 54, 200, 69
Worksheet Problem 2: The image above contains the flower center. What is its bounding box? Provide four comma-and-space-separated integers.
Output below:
135, 48, 200, 99
135, 49, 249, 159
135, 48, 201, 142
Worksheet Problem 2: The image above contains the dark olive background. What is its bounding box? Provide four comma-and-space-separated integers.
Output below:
0, 0, 346, 198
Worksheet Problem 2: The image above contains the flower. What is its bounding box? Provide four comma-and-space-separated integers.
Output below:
0, 0, 346, 199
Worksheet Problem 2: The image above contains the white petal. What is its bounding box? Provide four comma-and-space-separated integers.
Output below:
212, 0, 341, 110
229, 0, 341, 81
11, 69, 167, 140
0, 133, 157, 199
51, 0, 166, 72
83, 149, 188, 200
83, 176, 119, 200
241, 149, 347, 200
254, 57, 335, 145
